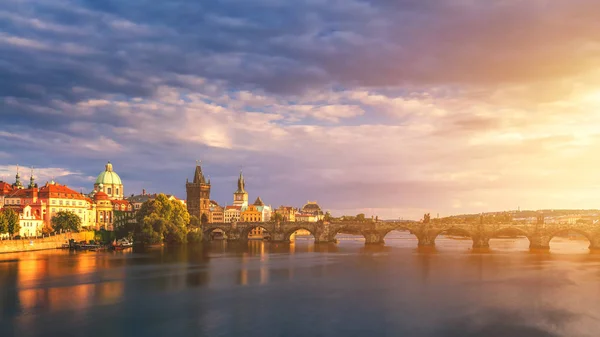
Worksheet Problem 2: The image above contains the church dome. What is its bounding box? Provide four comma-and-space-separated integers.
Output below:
95, 161, 122, 186
302, 201, 323, 214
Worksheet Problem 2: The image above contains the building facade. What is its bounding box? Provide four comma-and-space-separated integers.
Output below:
209, 200, 224, 223
224, 206, 242, 223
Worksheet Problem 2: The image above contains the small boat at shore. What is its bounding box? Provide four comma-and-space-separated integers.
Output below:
112, 238, 133, 250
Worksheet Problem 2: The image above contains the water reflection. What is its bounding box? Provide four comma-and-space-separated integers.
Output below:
0, 238, 599, 337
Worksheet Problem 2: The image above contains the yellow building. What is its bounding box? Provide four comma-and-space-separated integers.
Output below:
241, 204, 262, 222
274, 206, 296, 222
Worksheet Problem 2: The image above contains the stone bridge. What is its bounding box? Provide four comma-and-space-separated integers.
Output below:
202, 220, 600, 250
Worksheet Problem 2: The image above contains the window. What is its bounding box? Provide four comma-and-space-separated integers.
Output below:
79, 201, 82, 206
52, 200, 56, 205
66, 200, 70, 206
107, 188, 112, 195
116, 188, 119, 195
59, 200, 63, 205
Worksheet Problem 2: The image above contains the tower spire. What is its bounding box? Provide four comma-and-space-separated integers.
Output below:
28, 166, 36, 188
14, 164, 23, 189
237, 168, 245, 193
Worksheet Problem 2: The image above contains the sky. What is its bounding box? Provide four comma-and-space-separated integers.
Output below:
2, 0, 600, 220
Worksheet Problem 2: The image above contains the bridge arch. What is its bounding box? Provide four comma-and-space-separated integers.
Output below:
240, 224, 272, 240
431, 226, 474, 240
381, 226, 419, 246
203, 226, 230, 241
548, 227, 594, 251
488, 226, 531, 251
329, 225, 366, 242
284, 226, 316, 242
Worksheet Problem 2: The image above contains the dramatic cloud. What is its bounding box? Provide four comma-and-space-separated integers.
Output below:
2, 0, 600, 218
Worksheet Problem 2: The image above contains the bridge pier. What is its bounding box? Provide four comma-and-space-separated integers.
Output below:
588, 237, 600, 250
529, 234, 551, 250
472, 236, 490, 249
364, 232, 384, 245
416, 234, 436, 247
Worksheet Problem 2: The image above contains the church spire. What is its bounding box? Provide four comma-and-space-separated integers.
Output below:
236, 169, 245, 193
28, 166, 36, 188
14, 164, 23, 189
192, 160, 207, 184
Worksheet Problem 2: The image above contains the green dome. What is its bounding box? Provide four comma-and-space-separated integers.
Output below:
95, 161, 122, 185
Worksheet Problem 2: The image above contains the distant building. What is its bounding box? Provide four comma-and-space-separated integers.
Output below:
298, 201, 324, 222
274, 206, 296, 222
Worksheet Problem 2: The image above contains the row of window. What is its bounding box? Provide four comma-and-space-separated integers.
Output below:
51, 200, 85, 206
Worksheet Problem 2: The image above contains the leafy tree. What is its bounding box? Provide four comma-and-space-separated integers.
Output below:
271, 213, 284, 222
200, 213, 209, 225
134, 194, 191, 245
189, 215, 201, 228
3, 209, 20, 237
324, 211, 332, 222
356, 213, 366, 221
0, 212, 7, 234
51, 211, 82, 232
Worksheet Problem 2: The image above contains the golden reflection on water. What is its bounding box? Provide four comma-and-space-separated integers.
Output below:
1, 234, 597, 318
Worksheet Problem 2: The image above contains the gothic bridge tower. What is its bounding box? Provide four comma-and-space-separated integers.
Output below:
186, 162, 211, 220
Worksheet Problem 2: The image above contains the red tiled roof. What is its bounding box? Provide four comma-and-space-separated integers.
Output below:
39, 183, 86, 200
112, 200, 131, 206
6, 188, 32, 198
225, 206, 242, 210
0, 181, 13, 195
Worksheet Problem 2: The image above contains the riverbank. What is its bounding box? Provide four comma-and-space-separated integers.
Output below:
0, 232, 95, 254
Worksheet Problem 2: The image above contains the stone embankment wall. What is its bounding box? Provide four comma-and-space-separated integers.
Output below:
0, 232, 95, 254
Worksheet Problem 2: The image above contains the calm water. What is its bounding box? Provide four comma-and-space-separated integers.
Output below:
1, 231, 599, 337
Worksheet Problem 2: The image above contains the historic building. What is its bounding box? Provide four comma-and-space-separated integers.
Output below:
18, 205, 44, 237
186, 163, 211, 221
233, 171, 249, 207
0, 181, 14, 209
274, 206, 297, 222
224, 205, 242, 223
209, 200, 224, 223
298, 201, 325, 222
94, 161, 124, 200
241, 203, 262, 222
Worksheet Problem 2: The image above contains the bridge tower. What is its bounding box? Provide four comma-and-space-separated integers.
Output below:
186, 162, 211, 221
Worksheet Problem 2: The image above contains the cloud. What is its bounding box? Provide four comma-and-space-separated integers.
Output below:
2, 0, 600, 218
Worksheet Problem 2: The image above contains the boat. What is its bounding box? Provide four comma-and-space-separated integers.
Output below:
112, 238, 133, 250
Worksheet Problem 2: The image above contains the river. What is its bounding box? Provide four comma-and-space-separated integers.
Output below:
0, 231, 599, 337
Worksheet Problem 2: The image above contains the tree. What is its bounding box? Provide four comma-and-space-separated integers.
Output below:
356, 213, 366, 221
271, 213, 283, 222
200, 213, 209, 225
51, 211, 82, 232
189, 215, 201, 228
134, 194, 191, 245
324, 211, 332, 222
3, 209, 20, 237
